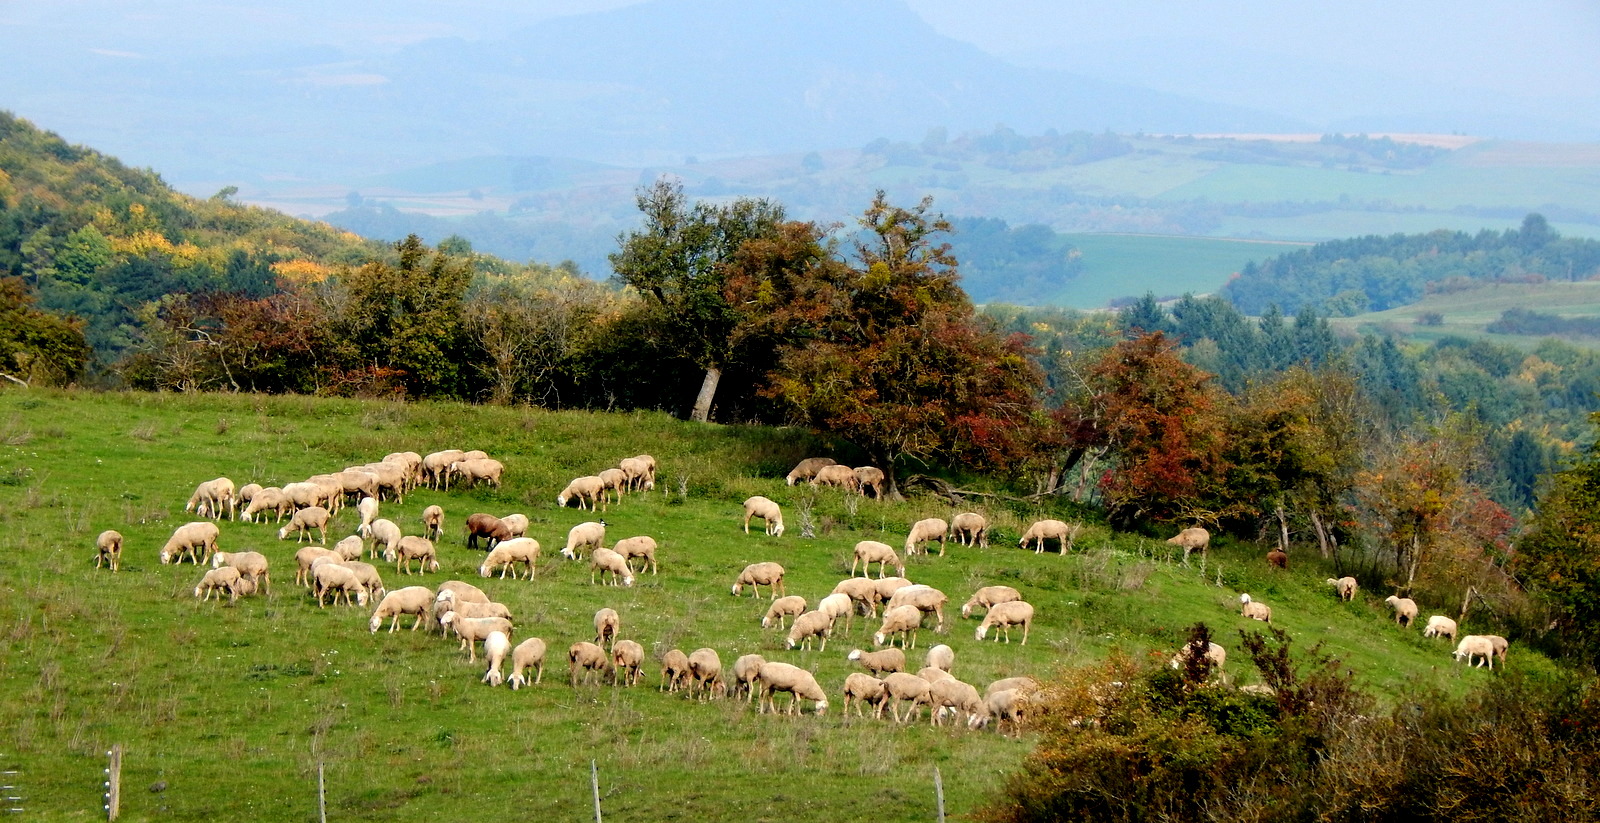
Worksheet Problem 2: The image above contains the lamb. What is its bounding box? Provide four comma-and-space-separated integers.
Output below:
422, 449, 467, 489
421, 505, 444, 541
589, 547, 635, 587
597, 468, 629, 505
368, 586, 435, 632
949, 512, 989, 548
508, 638, 547, 689
479, 537, 540, 579
811, 463, 862, 493
1423, 615, 1458, 641
612, 639, 646, 686
741, 496, 785, 537
1385, 595, 1419, 628
881, 671, 933, 723
847, 647, 906, 676
1267, 548, 1289, 570
731, 654, 766, 702
365, 518, 402, 560
660, 649, 691, 692
924, 644, 955, 673
842, 673, 888, 718
832, 577, 883, 618
341, 560, 387, 600
618, 456, 655, 492
929, 677, 988, 729
356, 496, 379, 534
687, 648, 725, 699
212, 550, 271, 594
332, 534, 365, 561
294, 547, 340, 586
593, 607, 620, 648
239, 487, 292, 523
447, 458, 504, 491
1327, 576, 1359, 602
481, 631, 512, 686
732, 562, 785, 598
447, 614, 514, 663
962, 585, 1023, 618
1239, 593, 1273, 623
886, 584, 948, 633
312, 563, 368, 608
613, 535, 659, 576
465, 513, 513, 552
499, 513, 530, 539
277, 505, 330, 544
785, 457, 835, 486
785, 610, 834, 651
1170, 641, 1228, 673
194, 566, 254, 603
986, 689, 1028, 736
755, 661, 828, 715
761, 595, 808, 629
160, 521, 220, 565
1453, 635, 1496, 669
1019, 519, 1076, 554
1167, 527, 1211, 563
817, 592, 857, 633
854, 466, 886, 498
392, 536, 440, 574
568, 641, 611, 685
95, 529, 123, 572
557, 475, 607, 511
904, 517, 949, 556
560, 520, 607, 560
976, 600, 1034, 644
185, 477, 237, 521
874, 605, 927, 649
851, 540, 905, 578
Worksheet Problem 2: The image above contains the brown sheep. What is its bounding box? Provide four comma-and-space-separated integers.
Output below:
464, 512, 513, 551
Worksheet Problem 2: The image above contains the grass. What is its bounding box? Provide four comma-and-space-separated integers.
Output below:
1328, 280, 1600, 350
1048, 233, 1302, 307
0, 389, 1551, 820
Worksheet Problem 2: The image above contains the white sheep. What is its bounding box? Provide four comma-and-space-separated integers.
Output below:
904, 517, 949, 556
369, 586, 434, 632
194, 566, 254, 603
597, 468, 628, 505
239, 487, 292, 523
569, 641, 612, 685
589, 547, 635, 587
755, 661, 828, 715
917, 666, 953, 685
1167, 527, 1211, 562
832, 577, 883, 618
688, 648, 724, 700
732, 562, 785, 598
422, 450, 467, 489
435, 580, 490, 606
986, 689, 1028, 736
949, 512, 989, 548
479, 537, 540, 579
618, 456, 655, 492
976, 600, 1034, 644
842, 673, 889, 718
881, 671, 933, 723
1385, 595, 1419, 628
1170, 641, 1227, 673
785, 457, 835, 486
594, 607, 620, 648
1326, 576, 1359, 601
854, 466, 886, 498
962, 585, 1022, 618
847, 647, 906, 676
660, 649, 691, 692
1423, 615, 1458, 641
312, 563, 368, 608
924, 644, 954, 673
482, 631, 512, 686
851, 540, 905, 578
421, 505, 444, 541
811, 463, 862, 493
95, 529, 123, 572
761, 595, 808, 629
872, 576, 915, 609
447, 614, 514, 663
212, 550, 271, 594
508, 638, 547, 689
1019, 519, 1076, 554
185, 477, 236, 521
886, 584, 949, 633
557, 475, 606, 511
985, 676, 1040, 699
332, 534, 365, 562
392, 536, 440, 575
341, 560, 387, 600
612, 640, 646, 686
741, 496, 785, 537
441, 600, 512, 622
731, 654, 766, 702
1486, 634, 1509, 666
161, 521, 220, 565
500, 513, 530, 539
1453, 635, 1495, 669
277, 506, 330, 544
294, 547, 340, 586
817, 592, 857, 633
281, 481, 327, 511
612, 535, 659, 576
874, 605, 926, 649
785, 610, 834, 651
364, 518, 402, 560
356, 496, 379, 534
929, 677, 988, 729
237, 483, 262, 504
447, 458, 504, 491
1239, 593, 1273, 623
560, 520, 607, 560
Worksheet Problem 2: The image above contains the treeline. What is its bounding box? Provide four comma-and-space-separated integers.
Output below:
1487, 306, 1600, 338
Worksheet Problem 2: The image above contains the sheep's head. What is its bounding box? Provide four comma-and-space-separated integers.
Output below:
772, 522, 785, 537
813, 698, 828, 716
847, 649, 862, 661
276, 527, 290, 540
873, 632, 888, 646
975, 625, 989, 641
368, 613, 384, 633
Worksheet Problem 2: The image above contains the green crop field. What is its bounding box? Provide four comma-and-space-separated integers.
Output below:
1328, 281, 1600, 349
0, 390, 1549, 820
1046, 234, 1301, 307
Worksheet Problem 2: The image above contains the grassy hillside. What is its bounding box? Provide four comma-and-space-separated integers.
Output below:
1046, 234, 1304, 306
1328, 281, 1600, 349
0, 390, 1550, 820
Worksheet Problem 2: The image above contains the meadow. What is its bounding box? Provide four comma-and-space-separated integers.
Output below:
1047, 234, 1302, 307
0, 389, 1548, 820
1328, 280, 1600, 350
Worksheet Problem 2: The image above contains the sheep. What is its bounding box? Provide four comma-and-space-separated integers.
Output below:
294, 547, 340, 586
886, 584, 948, 633
761, 595, 808, 630
881, 671, 933, 723
660, 649, 691, 692
1453, 635, 1496, 669
986, 688, 1028, 736
560, 520, 607, 560
95, 529, 123, 572
962, 585, 1022, 618
448, 458, 504, 491
1019, 519, 1076, 554
874, 605, 927, 649
391, 536, 440, 575
239, 487, 292, 523
365, 518, 402, 560
1423, 615, 1458, 641
1239, 593, 1273, 623
949, 512, 989, 548
741, 496, 785, 537
421, 505, 444, 541
842, 673, 889, 718
817, 592, 856, 633
335, 472, 380, 510
613, 535, 659, 576
597, 468, 628, 505
1170, 641, 1227, 674
499, 513, 529, 539
447, 614, 513, 663
854, 466, 886, 498
557, 475, 606, 511
618, 456, 654, 492
851, 540, 905, 578
441, 600, 513, 622
1385, 595, 1419, 628
185, 477, 237, 521
212, 550, 271, 594
929, 677, 988, 729
688, 648, 725, 699
872, 577, 915, 612
341, 560, 387, 600
435, 580, 490, 606
160, 521, 220, 565
918, 666, 953, 685
568, 641, 611, 685
755, 661, 828, 715
612, 639, 646, 686
508, 638, 547, 689
332, 534, 365, 562
985, 676, 1040, 698
732, 654, 767, 702
480, 537, 540, 580
465, 513, 513, 552
422, 450, 467, 489
482, 631, 512, 686
369, 586, 434, 632
277, 505, 330, 544
732, 562, 785, 598
356, 496, 379, 534
832, 577, 883, 618
1267, 548, 1288, 570
343, 465, 399, 504
593, 607, 620, 648
589, 547, 635, 587
847, 647, 906, 676
1327, 576, 1359, 601
1486, 635, 1509, 666
924, 644, 954, 673
811, 463, 862, 493
976, 600, 1034, 644
785, 610, 834, 651
1167, 527, 1211, 563
194, 566, 254, 603
904, 517, 949, 556
785, 457, 835, 486
381, 451, 423, 490
631, 453, 657, 483
281, 481, 327, 511
237, 482, 262, 504
312, 563, 368, 608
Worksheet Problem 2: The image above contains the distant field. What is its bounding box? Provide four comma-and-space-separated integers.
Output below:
1046, 234, 1304, 308
1327, 281, 1600, 349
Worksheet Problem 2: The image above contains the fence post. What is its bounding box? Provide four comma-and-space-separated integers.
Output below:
106, 746, 121, 821
318, 763, 326, 823
591, 759, 602, 823
934, 766, 945, 823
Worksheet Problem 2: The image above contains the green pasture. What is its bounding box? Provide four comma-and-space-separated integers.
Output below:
0, 390, 1547, 820
1328, 281, 1600, 349
1044, 234, 1296, 307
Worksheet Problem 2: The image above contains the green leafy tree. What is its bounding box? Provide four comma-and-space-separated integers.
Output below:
0, 276, 89, 386
333, 234, 473, 398
1514, 412, 1600, 668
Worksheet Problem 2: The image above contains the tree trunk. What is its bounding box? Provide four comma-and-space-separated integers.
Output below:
689, 366, 721, 423
1310, 509, 1332, 559
1275, 505, 1290, 551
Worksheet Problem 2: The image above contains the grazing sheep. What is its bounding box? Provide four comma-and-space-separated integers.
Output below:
499, 513, 530, 539
1486, 635, 1509, 666
847, 647, 906, 676
1423, 615, 1458, 641
732, 654, 767, 702
568, 641, 611, 685
843, 673, 889, 718
390, 536, 439, 575
161, 521, 221, 565
886, 584, 949, 633
277, 506, 330, 544
369, 586, 434, 632
688, 648, 725, 699
612, 640, 646, 686
929, 677, 988, 729
281, 481, 328, 511
762, 595, 808, 629
1239, 593, 1273, 623
597, 468, 629, 505
239, 487, 292, 523
332, 534, 365, 561
365, 518, 402, 560
561, 520, 608, 560
1019, 519, 1076, 554
904, 518, 949, 557
1170, 642, 1227, 674
874, 605, 927, 649
557, 475, 606, 511
986, 689, 1028, 736
441, 600, 512, 622
1167, 527, 1211, 563
817, 592, 857, 633
756, 661, 828, 715
741, 496, 785, 537
985, 676, 1041, 698
1327, 577, 1359, 602
212, 550, 271, 594
924, 644, 955, 673
732, 562, 786, 598
854, 466, 887, 498
381, 451, 423, 490
480, 537, 540, 580
976, 600, 1034, 644
194, 566, 254, 603
785, 457, 835, 486
1266, 548, 1288, 569
294, 547, 340, 586
613, 535, 659, 576
918, 666, 953, 685
95, 529, 123, 572
949, 512, 989, 548
341, 560, 387, 599
618, 456, 655, 492
851, 540, 905, 578
589, 547, 635, 587
1385, 595, 1419, 628
448, 458, 504, 491
436, 580, 490, 605
1453, 635, 1496, 669
334, 472, 379, 510
351, 496, 378, 535
447, 614, 514, 663
482, 631, 512, 686
185, 477, 237, 521
811, 463, 863, 493
881, 671, 933, 723
465, 513, 513, 552
871, 577, 914, 613
962, 585, 1022, 619
660, 649, 691, 692
312, 563, 368, 608
421, 505, 444, 541
423, 450, 467, 489
237, 483, 262, 504
594, 607, 620, 648
508, 638, 547, 689
785, 610, 834, 651
831, 577, 882, 618
346, 464, 403, 504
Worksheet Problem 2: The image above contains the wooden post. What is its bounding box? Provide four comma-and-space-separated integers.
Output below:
934, 766, 945, 823
591, 759, 602, 823
106, 745, 121, 821
317, 763, 326, 823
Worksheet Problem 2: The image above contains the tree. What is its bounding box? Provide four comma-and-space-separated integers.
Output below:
0, 276, 89, 387
1512, 412, 1600, 668
333, 235, 472, 398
